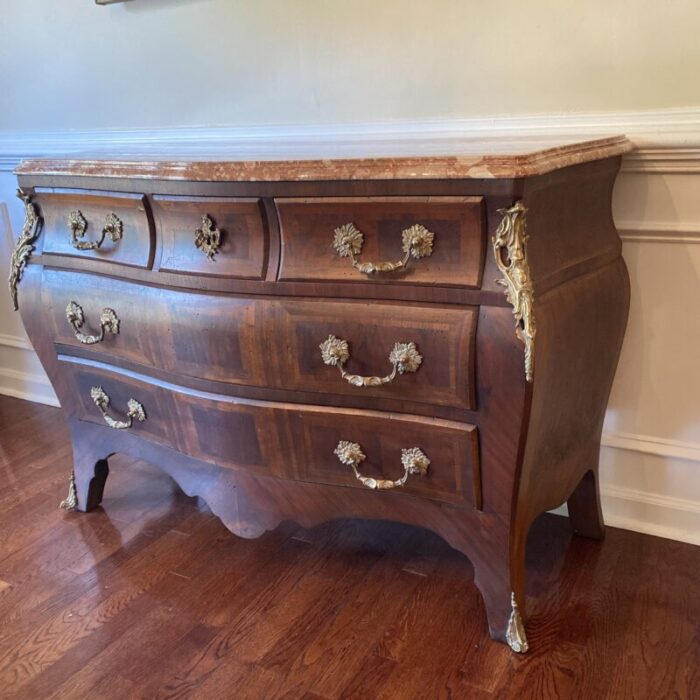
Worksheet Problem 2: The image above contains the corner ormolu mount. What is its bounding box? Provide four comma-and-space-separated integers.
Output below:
492, 201, 536, 382
8, 189, 42, 311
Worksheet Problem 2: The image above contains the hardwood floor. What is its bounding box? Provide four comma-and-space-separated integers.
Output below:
0, 395, 697, 700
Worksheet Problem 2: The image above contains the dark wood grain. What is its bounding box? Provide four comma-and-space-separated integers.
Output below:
58, 356, 481, 508
42, 269, 478, 412
34, 188, 154, 269
152, 195, 269, 279
0, 396, 697, 699
276, 196, 484, 288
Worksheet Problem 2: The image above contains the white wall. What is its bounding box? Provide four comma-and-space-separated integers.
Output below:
1, 1, 699, 544
1, 0, 700, 130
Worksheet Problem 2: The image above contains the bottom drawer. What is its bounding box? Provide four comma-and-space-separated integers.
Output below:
60, 357, 481, 508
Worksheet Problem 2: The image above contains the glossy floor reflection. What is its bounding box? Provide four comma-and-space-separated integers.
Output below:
0, 395, 697, 699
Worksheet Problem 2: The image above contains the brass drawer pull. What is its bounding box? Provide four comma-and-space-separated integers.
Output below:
194, 214, 221, 260
66, 301, 119, 344
68, 210, 123, 250
333, 222, 434, 274
320, 335, 422, 387
90, 386, 146, 430
334, 440, 430, 490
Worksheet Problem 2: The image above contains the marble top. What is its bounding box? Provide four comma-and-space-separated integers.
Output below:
16, 136, 632, 181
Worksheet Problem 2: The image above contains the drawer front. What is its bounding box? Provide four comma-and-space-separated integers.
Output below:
36, 189, 153, 268
44, 271, 476, 410
272, 298, 476, 409
285, 406, 480, 507
61, 359, 480, 507
152, 196, 268, 278
63, 360, 284, 478
44, 269, 264, 389
276, 197, 484, 288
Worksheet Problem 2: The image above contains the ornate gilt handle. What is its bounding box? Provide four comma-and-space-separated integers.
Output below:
68, 210, 123, 250
333, 222, 434, 274
194, 214, 221, 261
334, 440, 430, 490
90, 386, 146, 430
66, 301, 120, 345
319, 335, 422, 387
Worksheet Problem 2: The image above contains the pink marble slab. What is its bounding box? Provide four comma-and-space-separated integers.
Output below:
16, 136, 632, 181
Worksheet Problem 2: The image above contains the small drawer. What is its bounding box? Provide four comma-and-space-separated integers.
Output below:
286, 406, 481, 508
276, 196, 484, 288
152, 195, 269, 278
36, 189, 153, 268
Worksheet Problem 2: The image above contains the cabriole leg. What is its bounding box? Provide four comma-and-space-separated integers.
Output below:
567, 469, 605, 540
60, 423, 111, 512
472, 523, 530, 654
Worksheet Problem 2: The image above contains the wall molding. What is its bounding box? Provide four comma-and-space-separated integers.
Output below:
601, 484, 700, 546
2, 107, 700, 173
602, 430, 700, 464
620, 147, 700, 173
0, 365, 58, 407
554, 483, 700, 546
0, 333, 33, 351
618, 222, 700, 244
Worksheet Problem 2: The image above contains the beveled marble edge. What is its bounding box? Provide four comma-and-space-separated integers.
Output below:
16, 136, 632, 181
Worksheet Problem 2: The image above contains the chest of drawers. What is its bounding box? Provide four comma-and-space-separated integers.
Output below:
9, 136, 631, 653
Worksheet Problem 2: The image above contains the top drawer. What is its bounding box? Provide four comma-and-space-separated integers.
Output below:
152, 195, 269, 279
36, 189, 153, 269
276, 196, 484, 288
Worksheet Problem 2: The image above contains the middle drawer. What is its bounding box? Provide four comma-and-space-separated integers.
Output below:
43, 269, 477, 411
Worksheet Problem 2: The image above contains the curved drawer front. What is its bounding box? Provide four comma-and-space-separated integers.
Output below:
60, 358, 480, 508
36, 189, 153, 268
276, 196, 484, 288
61, 359, 284, 479
152, 195, 269, 279
284, 405, 480, 508
43, 270, 476, 410
273, 297, 476, 409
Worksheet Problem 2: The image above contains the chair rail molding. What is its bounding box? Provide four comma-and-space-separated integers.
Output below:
1, 107, 700, 173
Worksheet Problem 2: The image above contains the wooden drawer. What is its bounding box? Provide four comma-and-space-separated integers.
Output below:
152, 195, 269, 278
61, 358, 284, 480
276, 196, 484, 288
43, 270, 476, 411
61, 357, 480, 508
271, 297, 476, 410
36, 189, 153, 268
285, 405, 481, 508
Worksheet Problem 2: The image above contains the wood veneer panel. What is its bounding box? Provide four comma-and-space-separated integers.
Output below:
42, 269, 477, 411
152, 195, 269, 279
58, 356, 481, 508
276, 197, 484, 288
35, 188, 154, 269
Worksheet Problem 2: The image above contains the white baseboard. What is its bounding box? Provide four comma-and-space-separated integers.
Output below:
0, 334, 59, 407
0, 365, 59, 407
553, 482, 700, 547
547, 431, 700, 545
602, 430, 700, 464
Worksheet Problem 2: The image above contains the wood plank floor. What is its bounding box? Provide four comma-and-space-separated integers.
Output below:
0, 395, 697, 700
